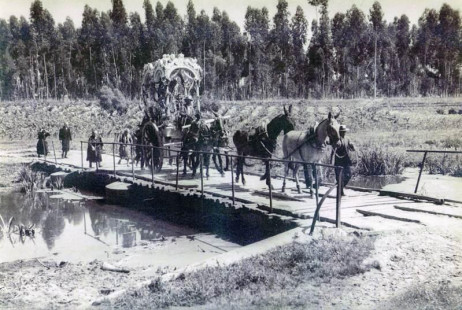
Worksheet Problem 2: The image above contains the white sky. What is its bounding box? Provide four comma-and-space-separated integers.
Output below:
1, 0, 461, 29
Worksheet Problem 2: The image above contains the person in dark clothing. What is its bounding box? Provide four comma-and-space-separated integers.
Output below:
118, 129, 132, 165
87, 130, 103, 168
37, 128, 50, 157
59, 123, 72, 158
331, 125, 355, 196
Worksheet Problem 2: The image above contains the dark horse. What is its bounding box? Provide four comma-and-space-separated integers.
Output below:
210, 116, 230, 176
181, 118, 213, 177
140, 119, 164, 172
233, 105, 295, 186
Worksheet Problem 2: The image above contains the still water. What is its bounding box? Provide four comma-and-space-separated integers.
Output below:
0, 191, 202, 263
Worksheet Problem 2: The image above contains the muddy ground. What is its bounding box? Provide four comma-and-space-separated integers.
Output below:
1, 141, 461, 309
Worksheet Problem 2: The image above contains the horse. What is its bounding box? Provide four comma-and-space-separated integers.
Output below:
281, 112, 341, 195
233, 105, 295, 186
210, 116, 230, 176
141, 120, 164, 172
181, 118, 214, 177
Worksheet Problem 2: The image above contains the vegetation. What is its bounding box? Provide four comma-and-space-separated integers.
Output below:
112, 234, 376, 309
379, 282, 462, 310
0, 0, 461, 101
15, 164, 46, 193
357, 147, 405, 176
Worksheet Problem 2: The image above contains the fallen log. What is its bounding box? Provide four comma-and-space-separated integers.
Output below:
101, 262, 130, 273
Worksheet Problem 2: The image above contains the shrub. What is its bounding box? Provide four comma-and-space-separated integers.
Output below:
357, 147, 405, 175
441, 137, 462, 149
426, 154, 462, 176
16, 164, 47, 193
98, 86, 128, 114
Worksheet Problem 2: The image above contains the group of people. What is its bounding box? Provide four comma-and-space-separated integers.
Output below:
36, 123, 72, 159
36, 124, 106, 169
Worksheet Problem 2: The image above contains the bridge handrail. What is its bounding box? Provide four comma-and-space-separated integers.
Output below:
78, 140, 344, 232
407, 149, 462, 154
80, 140, 340, 169
406, 149, 461, 193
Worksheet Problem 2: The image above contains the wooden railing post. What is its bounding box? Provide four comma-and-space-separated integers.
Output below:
112, 143, 116, 177
336, 167, 343, 228
267, 160, 273, 214
313, 163, 319, 220
131, 144, 134, 181
230, 156, 235, 205
80, 141, 83, 169
175, 151, 180, 190
52, 141, 57, 164
414, 151, 428, 193
200, 152, 204, 196
151, 146, 154, 186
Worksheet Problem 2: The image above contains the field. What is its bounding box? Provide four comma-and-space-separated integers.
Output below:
2, 97, 460, 176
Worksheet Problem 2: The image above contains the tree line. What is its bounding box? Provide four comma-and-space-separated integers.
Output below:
0, 0, 460, 101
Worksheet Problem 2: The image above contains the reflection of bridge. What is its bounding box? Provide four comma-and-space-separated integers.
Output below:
38, 142, 462, 234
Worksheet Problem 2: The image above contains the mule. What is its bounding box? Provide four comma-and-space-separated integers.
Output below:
281, 112, 341, 195
141, 120, 164, 172
210, 116, 230, 176
181, 118, 214, 178
233, 105, 295, 186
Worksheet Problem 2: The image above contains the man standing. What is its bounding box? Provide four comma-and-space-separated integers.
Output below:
59, 123, 72, 158
331, 125, 355, 196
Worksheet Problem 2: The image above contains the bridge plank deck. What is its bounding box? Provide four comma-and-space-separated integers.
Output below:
41, 150, 461, 232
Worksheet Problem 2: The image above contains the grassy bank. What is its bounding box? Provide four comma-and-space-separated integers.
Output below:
110, 233, 377, 309
1, 97, 461, 176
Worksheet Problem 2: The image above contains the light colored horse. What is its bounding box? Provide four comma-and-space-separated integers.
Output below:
281, 112, 341, 194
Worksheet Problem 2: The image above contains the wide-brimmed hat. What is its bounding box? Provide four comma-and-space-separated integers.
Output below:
339, 125, 348, 132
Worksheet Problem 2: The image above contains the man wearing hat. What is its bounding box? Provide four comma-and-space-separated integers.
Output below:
331, 125, 355, 196
59, 122, 72, 158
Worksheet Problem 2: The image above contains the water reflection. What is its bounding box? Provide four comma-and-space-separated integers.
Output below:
348, 174, 407, 189
0, 190, 199, 263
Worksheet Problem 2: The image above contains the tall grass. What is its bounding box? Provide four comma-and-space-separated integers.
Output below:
357, 147, 405, 176
16, 164, 47, 193
426, 154, 462, 177
114, 234, 376, 309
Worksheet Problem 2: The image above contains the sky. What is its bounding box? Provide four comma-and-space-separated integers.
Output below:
1, 0, 461, 30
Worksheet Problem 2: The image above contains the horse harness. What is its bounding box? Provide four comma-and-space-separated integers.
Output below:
286, 123, 327, 162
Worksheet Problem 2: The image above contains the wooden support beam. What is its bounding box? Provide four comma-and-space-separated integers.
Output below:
253, 190, 304, 202
394, 205, 462, 219
379, 190, 445, 205
356, 209, 422, 224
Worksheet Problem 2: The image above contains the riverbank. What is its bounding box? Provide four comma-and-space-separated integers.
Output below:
1, 142, 462, 309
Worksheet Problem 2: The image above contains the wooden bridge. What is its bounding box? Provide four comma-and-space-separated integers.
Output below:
38, 142, 462, 234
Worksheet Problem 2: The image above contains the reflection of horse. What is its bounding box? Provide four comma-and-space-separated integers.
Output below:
233, 105, 295, 186
141, 120, 163, 172
281, 112, 341, 195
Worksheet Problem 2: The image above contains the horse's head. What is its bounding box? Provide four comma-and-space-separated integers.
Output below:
268, 105, 295, 138
326, 112, 341, 145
